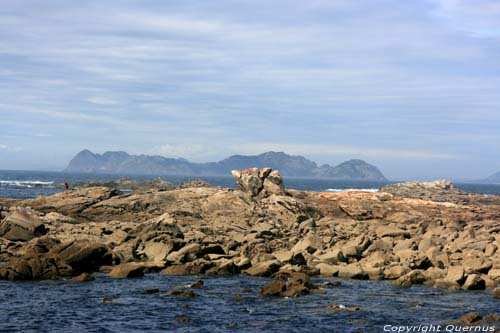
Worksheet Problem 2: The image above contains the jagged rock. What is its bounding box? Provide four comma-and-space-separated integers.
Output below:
232, 168, 285, 198
462, 274, 486, 290
260, 272, 319, 297
0, 207, 47, 241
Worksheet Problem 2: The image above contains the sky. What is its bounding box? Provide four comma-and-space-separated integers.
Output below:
0, 0, 499, 180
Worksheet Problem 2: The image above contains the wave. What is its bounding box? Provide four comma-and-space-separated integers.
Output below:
325, 188, 379, 192
0, 180, 55, 188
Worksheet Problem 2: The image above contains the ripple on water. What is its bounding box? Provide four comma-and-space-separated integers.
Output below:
0, 274, 497, 333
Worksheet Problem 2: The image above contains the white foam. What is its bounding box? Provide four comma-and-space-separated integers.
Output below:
325, 188, 379, 193
0, 180, 54, 187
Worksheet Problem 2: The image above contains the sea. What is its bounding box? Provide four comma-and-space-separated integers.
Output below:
2, 169, 500, 199
0, 170, 499, 332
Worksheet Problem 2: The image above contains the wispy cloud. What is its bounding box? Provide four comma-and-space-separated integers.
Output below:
0, 0, 498, 179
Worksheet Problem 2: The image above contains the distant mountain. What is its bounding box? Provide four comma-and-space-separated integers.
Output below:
485, 171, 500, 183
65, 150, 387, 181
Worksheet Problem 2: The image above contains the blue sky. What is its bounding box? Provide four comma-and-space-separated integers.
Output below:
1, 0, 499, 180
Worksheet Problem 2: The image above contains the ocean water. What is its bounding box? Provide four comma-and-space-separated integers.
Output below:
2, 170, 500, 199
0, 274, 497, 333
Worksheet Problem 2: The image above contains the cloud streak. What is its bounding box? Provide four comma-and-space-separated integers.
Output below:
0, 0, 499, 179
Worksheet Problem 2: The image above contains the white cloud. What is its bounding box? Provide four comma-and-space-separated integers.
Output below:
427, 0, 500, 37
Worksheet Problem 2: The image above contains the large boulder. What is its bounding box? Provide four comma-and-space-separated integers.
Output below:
0, 207, 47, 241
260, 272, 319, 297
232, 168, 285, 198
52, 240, 113, 273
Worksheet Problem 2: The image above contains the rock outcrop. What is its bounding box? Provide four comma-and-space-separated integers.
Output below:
231, 168, 285, 198
0, 171, 498, 301
0, 207, 47, 241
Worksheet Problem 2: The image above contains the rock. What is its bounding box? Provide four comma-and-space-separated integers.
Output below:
71, 272, 94, 282
19, 186, 119, 217
109, 263, 145, 279
260, 272, 318, 297
392, 270, 426, 288
179, 179, 213, 189
341, 245, 362, 259
272, 250, 306, 266
317, 249, 346, 264
338, 263, 368, 280
0, 207, 47, 241
446, 266, 466, 285
493, 288, 500, 299
161, 265, 190, 275
376, 225, 410, 238
190, 279, 204, 288
174, 316, 192, 324
166, 244, 201, 263
262, 170, 286, 196
328, 303, 361, 312
232, 168, 285, 197
489, 269, 500, 282
462, 274, 486, 290
232, 168, 263, 197
458, 312, 482, 325
144, 288, 160, 294
434, 279, 461, 290
260, 280, 286, 296
0, 254, 73, 280
232, 294, 245, 302
316, 263, 339, 277
244, 260, 282, 277
53, 240, 112, 273
133, 213, 184, 239
165, 290, 197, 298
384, 265, 411, 280
291, 235, 321, 254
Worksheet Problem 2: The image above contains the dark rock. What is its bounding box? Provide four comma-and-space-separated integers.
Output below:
174, 316, 192, 324
165, 290, 197, 298
144, 288, 160, 294
260, 272, 319, 297
458, 312, 482, 325
190, 279, 204, 288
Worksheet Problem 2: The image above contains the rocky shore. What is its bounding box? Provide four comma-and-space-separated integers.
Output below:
0, 169, 499, 301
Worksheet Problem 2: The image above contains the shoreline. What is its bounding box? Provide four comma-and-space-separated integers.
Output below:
0, 168, 499, 301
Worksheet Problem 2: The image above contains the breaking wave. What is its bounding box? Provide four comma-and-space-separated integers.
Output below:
0, 180, 55, 188
325, 188, 379, 192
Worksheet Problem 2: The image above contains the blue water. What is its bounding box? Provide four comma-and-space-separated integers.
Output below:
0, 274, 497, 333
2, 170, 500, 199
